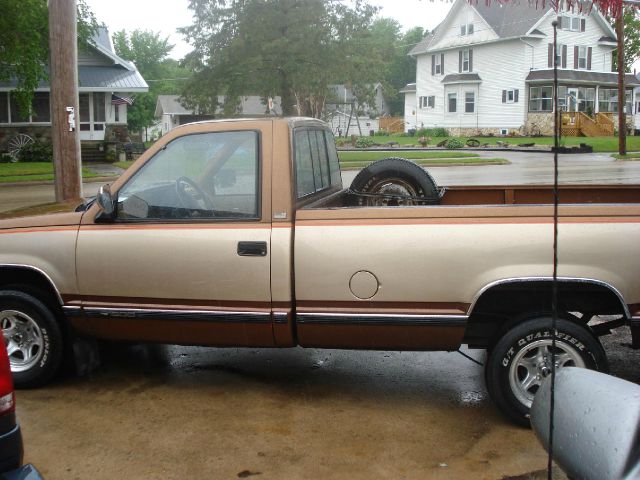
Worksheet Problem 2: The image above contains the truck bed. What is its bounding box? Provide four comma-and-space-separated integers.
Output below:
304, 184, 640, 209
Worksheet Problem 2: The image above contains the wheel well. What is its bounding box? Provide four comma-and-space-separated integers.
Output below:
463, 280, 627, 349
0, 266, 63, 312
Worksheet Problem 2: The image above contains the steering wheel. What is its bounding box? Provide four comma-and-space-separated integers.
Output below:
176, 176, 215, 211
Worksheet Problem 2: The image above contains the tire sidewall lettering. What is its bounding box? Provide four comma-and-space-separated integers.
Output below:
39, 327, 50, 368
502, 329, 586, 368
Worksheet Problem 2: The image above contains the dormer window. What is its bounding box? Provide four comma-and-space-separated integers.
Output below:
560, 15, 585, 32
460, 23, 474, 36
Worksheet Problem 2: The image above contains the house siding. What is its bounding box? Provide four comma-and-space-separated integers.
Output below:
415, 40, 527, 134
529, 13, 615, 73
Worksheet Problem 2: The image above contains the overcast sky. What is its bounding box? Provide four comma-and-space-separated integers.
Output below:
83, 0, 452, 60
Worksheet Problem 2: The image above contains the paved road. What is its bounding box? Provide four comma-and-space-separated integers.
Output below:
342, 151, 640, 186
16, 329, 636, 479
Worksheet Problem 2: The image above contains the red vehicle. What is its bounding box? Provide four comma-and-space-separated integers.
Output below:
0, 333, 42, 478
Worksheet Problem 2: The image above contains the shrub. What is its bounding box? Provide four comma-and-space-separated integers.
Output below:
444, 138, 464, 149
355, 136, 375, 148
17, 142, 53, 162
0, 153, 13, 163
417, 127, 449, 137
374, 129, 389, 137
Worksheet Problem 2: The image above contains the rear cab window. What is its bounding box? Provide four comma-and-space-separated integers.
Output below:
294, 128, 342, 201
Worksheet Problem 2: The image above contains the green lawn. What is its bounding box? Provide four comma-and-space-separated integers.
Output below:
611, 153, 640, 160
114, 161, 134, 170
338, 150, 479, 161
341, 135, 640, 153
340, 157, 508, 170
0, 162, 98, 183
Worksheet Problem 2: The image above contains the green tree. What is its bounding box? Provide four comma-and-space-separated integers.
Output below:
179, 0, 382, 117
371, 24, 426, 116
619, 7, 640, 70
0, 0, 98, 115
113, 29, 189, 135
112, 30, 174, 79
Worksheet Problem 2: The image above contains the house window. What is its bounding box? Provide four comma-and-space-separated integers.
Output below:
31, 93, 50, 123
93, 93, 106, 123
460, 23, 474, 36
5, 92, 51, 124
420, 96, 435, 109
558, 86, 567, 110
507, 90, 515, 103
465, 92, 475, 113
79, 94, 91, 131
114, 105, 120, 122
529, 85, 553, 112
555, 44, 564, 68
9, 94, 29, 123
598, 88, 633, 113
0, 93, 8, 123
435, 55, 442, 74
577, 46, 588, 69
561, 15, 583, 32
462, 50, 470, 72
448, 93, 457, 113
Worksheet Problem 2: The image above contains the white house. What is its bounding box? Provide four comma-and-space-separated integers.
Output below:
404, 0, 639, 136
154, 95, 282, 137
0, 27, 148, 154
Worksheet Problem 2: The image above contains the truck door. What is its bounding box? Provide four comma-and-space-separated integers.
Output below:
73, 124, 275, 347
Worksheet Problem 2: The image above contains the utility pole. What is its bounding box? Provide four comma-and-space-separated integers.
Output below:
49, 0, 82, 201
616, 5, 627, 155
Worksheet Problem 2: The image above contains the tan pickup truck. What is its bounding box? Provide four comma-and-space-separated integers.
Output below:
1, 117, 638, 425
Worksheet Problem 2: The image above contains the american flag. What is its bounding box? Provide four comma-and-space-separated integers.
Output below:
111, 95, 133, 106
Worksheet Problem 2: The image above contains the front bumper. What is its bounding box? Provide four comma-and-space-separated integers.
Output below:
0, 422, 22, 474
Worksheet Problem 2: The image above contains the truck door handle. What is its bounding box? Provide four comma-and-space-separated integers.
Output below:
237, 241, 268, 257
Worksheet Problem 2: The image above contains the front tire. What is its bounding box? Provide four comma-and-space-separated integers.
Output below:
0, 289, 63, 388
485, 316, 607, 426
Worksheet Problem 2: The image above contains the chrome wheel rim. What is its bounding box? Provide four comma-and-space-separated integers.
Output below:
365, 178, 420, 206
1, 309, 44, 372
509, 339, 585, 408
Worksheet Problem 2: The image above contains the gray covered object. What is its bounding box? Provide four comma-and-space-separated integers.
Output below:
531, 367, 640, 480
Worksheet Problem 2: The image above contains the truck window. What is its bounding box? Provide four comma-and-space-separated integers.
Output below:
116, 131, 259, 220
294, 129, 342, 198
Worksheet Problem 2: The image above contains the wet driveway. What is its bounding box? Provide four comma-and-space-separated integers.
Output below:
15, 328, 638, 479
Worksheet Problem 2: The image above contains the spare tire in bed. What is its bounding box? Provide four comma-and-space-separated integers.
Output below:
349, 157, 441, 206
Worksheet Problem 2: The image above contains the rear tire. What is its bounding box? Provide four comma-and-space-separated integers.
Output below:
485, 316, 607, 426
0, 289, 63, 388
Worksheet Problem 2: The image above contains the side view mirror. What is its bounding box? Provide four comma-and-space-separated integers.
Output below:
530, 368, 640, 480
96, 184, 115, 221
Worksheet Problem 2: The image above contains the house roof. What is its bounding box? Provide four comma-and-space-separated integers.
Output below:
410, 0, 615, 56
526, 70, 640, 86
78, 66, 147, 92
0, 27, 147, 93
442, 73, 482, 84
155, 95, 193, 116
399, 83, 416, 94
472, 2, 548, 39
